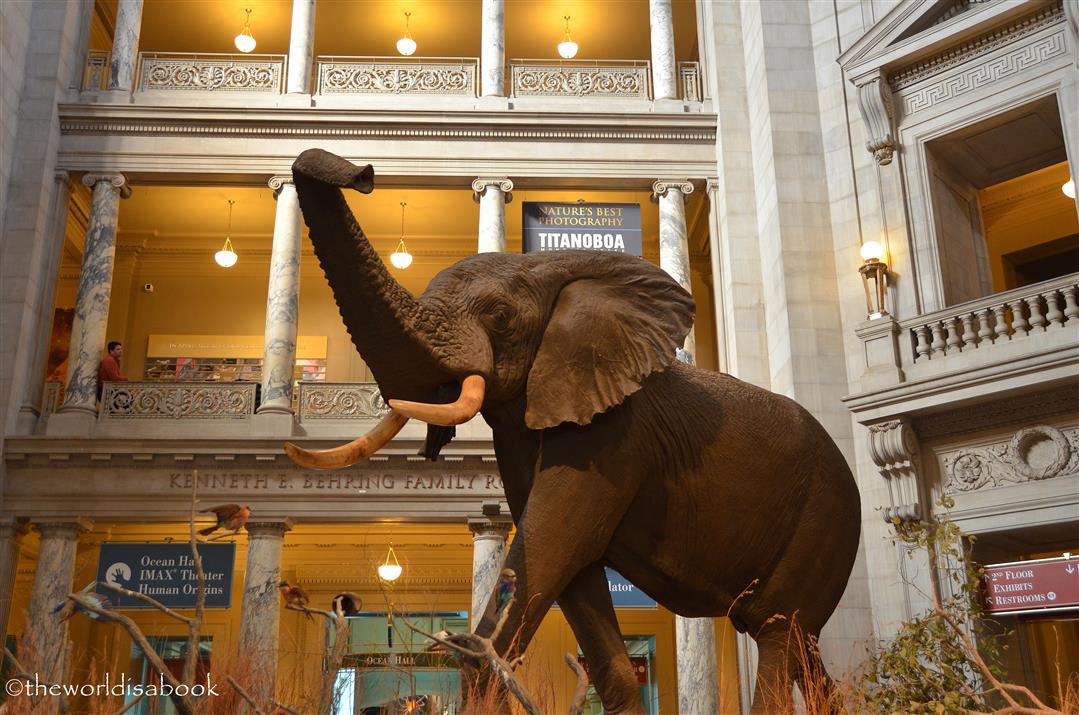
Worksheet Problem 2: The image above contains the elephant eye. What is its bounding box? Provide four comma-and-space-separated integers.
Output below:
486, 305, 515, 332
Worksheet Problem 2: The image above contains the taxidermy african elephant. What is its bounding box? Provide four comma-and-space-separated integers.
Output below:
285, 149, 861, 713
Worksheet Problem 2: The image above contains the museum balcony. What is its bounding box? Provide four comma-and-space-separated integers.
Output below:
77, 0, 704, 111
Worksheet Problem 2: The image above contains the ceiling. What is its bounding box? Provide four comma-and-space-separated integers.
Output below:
93, 0, 700, 63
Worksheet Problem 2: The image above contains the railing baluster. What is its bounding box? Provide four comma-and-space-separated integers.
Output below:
992, 304, 1009, 342
930, 321, 946, 356
1044, 290, 1064, 327
1026, 294, 1046, 333
1008, 300, 1029, 337
976, 308, 994, 344
960, 313, 976, 348
1062, 285, 1079, 321
945, 317, 962, 353
915, 325, 931, 361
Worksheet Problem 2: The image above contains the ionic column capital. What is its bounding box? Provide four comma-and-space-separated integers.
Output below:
468, 517, 513, 541
34, 518, 94, 540
652, 179, 694, 199
81, 173, 132, 199
245, 519, 294, 538
705, 177, 720, 195
0, 519, 30, 540
268, 175, 295, 195
472, 178, 514, 202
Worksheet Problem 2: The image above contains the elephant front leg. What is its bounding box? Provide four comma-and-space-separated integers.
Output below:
559, 563, 647, 715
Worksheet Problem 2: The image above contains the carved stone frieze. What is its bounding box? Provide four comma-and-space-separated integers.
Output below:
318, 60, 476, 96
100, 382, 257, 419
139, 56, 284, 93
511, 64, 650, 99
854, 70, 896, 165
943, 425, 1078, 493
867, 418, 923, 522
297, 383, 390, 420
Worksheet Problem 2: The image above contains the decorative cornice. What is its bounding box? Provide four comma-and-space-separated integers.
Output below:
81, 172, 132, 198
652, 179, 694, 198
915, 385, 1079, 439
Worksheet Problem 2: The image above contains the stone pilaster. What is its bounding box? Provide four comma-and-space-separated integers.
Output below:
480, 0, 505, 97
472, 178, 513, 253
286, 0, 316, 94
257, 177, 301, 428
0, 520, 28, 640
649, 0, 677, 101
24, 519, 92, 692
653, 179, 696, 363
108, 0, 143, 92
48, 174, 130, 435
676, 616, 719, 715
468, 517, 512, 629
238, 519, 292, 709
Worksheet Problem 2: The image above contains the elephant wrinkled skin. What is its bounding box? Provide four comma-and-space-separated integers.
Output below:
285, 149, 861, 714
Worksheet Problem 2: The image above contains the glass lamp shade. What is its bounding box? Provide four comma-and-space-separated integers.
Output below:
377, 563, 403, 582
215, 248, 238, 268
859, 240, 885, 264
558, 40, 578, 59
396, 36, 417, 56
234, 32, 256, 53
390, 249, 413, 269
1064, 178, 1076, 199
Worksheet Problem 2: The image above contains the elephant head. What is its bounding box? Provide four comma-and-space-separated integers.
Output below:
286, 149, 695, 468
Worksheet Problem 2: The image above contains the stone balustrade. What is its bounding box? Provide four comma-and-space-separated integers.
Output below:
902, 274, 1079, 365
296, 382, 389, 420
136, 53, 286, 93
316, 57, 478, 96
509, 59, 652, 99
99, 382, 257, 419
82, 50, 111, 91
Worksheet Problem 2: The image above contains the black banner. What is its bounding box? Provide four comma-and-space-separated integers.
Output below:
522, 202, 642, 256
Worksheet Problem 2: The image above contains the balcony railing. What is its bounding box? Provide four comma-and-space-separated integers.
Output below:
83, 50, 111, 91
678, 61, 702, 102
316, 56, 478, 96
136, 52, 286, 93
901, 274, 1079, 365
297, 382, 389, 420
509, 59, 651, 100
100, 382, 257, 419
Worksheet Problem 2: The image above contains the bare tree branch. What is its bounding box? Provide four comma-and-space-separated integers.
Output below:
113, 691, 145, 714
97, 581, 192, 624
184, 471, 207, 687
565, 653, 590, 715
227, 674, 266, 715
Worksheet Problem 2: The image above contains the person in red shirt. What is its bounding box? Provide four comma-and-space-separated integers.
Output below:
97, 341, 128, 401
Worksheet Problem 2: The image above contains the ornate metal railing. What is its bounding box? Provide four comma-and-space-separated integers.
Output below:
136, 52, 286, 93
509, 59, 651, 99
100, 382, 257, 419
678, 61, 701, 102
297, 382, 390, 420
901, 274, 1079, 364
316, 56, 478, 95
83, 50, 111, 91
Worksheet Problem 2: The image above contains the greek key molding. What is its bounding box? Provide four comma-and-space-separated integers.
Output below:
297, 383, 389, 420
899, 29, 1068, 115
100, 382, 257, 420
81, 172, 132, 198
854, 70, 896, 165
867, 418, 923, 522
943, 425, 1078, 493
652, 179, 694, 198
471, 178, 514, 200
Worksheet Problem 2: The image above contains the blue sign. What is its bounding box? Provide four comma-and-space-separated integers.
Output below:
96, 543, 235, 609
554, 569, 657, 610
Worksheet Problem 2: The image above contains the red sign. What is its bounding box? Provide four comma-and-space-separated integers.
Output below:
982, 555, 1079, 615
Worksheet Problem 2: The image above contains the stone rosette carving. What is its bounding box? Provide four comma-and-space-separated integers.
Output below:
298, 383, 390, 420
100, 383, 256, 419
944, 425, 1077, 492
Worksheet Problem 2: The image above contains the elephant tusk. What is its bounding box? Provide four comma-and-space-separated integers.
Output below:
284, 410, 410, 470
388, 375, 486, 427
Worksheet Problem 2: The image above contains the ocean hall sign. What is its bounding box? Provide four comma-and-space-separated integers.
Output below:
97, 543, 236, 609
981, 554, 1079, 616
522, 202, 642, 256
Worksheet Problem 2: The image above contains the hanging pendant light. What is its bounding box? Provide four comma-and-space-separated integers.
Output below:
390, 202, 414, 269
377, 544, 402, 582
1064, 177, 1076, 199
234, 9, 257, 53
396, 12, 417, 56
558, 16, 579, 59
215, 199, 239, 268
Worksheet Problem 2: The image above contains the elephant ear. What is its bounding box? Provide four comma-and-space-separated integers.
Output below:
525, 266, 694, 430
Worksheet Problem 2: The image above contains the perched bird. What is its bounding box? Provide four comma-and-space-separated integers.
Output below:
331, 591, 363, 617
279, 580, 313, 621
496, 568, 517, 614
198, 504, 250, 536
53, 583, 111, 622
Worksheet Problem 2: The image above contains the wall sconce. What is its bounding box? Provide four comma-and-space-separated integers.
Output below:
859, 241, 888, 319
396, 12, 417, 56
390, 202, 414, 269
234, 9, 256, 53
377, 544, 402, 582
1064, 177, 1076, 199
558, 16, 579, 59
215, 199, 239, 268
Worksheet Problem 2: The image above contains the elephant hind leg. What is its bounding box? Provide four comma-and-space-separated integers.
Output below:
749, 623, 836, 714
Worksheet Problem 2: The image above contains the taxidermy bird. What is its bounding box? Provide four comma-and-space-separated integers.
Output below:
332, 591, 363, 617
53, 582, 111, 622
496, 568, 517, 614
279, 580, 313, 621
198, 504, 250, 536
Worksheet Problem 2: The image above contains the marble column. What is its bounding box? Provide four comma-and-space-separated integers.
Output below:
468, 517, 512, 629
0, 520, 28, 640
286, 0, 316, 94
24, 520, 91, 688
16, 172, 72, 435
648, 0, 677, 101
108, 0, 143, 92
50, 174, 130, 430
676, 617, 719, 715
258, 177, 302, 419
653, 179, 696, 363
238, 520, 292, 708
472, 178, 514, 253
480, 0, 505, 97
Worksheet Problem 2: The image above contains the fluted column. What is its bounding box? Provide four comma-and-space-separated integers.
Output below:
468, 517, 512, 629
108, 0, 143, 91
24, 520, 92, 692
286, 0, 316, 94
653, 179, 696, 363
258, 177, 301, 418
51, 174, 130, 428
0, 520, 28, 640
649, 0, 677, 101
473, 178, 514, 253
676, 617, 719, 714
238, 520, 292, 709
480, 0, 506, 97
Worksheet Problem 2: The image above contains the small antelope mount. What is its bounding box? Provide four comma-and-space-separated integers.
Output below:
284, 149, 861, 713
